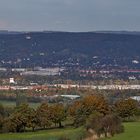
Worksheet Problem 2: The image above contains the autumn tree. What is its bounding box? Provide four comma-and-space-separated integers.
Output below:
36, 103, 52, 129
0, 104, 4, 116
81, 95, 110, 115
68, 101, 82, 117
3, 104, 37, 132
115, 98, 138, 120
3, 106, 14, 117
0, 104, 5, 132
69, 95, 110, 127
50, 104, 66, 128
15, 104, 37, 131
25, 108, 37, 131
0, 115, 3, 132
3, 112, 23, 132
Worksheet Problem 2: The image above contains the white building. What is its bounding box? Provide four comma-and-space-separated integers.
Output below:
9, 78, 15, 84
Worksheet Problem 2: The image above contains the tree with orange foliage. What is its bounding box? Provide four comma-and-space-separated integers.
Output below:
82, 95, 110, 115
69, 95, 110, 127
115, 98, 138, 120
36, 103, 52, 129
50, 104, 66, 128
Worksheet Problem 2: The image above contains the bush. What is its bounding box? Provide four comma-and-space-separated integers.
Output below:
86, 113, 124, 138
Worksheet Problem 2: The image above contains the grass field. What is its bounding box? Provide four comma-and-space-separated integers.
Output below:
104, 122, 140, 140
0, 122, 139, 140
0, 100, 41, 108
0, 100, 16, 107
0, 127, 85, 140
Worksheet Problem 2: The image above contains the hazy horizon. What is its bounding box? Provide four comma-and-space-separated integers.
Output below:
1, 0, 140, 32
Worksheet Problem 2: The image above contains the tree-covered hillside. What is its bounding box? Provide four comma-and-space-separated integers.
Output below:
0, 32, 140, 68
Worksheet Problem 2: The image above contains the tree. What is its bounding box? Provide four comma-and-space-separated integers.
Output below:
5, 104, 37, 132
86, 113, 124, 138
50, 104, 66, 128
101, 114, 124, 137
4, 112, 23, 132
69, 95, 110, 127
36, 103, 52, 129
86, 112, 104, 137
0, 115, 3, 132
15, 104, 35, 131
68, 101, 82, 117
69, 101, 86, 127
115, 98, 138, 120
3, 106, 14, 117
25, 108, 37, 131
82, 95, 110, 115
0, 104, 4, 116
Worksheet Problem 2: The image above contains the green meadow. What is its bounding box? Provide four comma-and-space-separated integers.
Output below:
0, 127, 85, 140
0, 122, 140, 140
104, 122, 140, 140
0, 100, 40, 108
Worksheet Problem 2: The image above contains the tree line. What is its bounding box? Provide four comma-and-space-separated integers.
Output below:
0, 94, 139, 138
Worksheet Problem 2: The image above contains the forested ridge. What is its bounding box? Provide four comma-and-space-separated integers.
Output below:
0, 31, 140, 68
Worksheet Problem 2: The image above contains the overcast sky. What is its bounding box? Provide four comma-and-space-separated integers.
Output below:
0, 0, 140, 31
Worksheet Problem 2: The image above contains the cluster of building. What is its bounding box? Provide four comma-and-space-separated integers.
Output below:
54, 84, 140, 90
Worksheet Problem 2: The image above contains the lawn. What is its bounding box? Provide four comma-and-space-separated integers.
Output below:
104, 122, 140, 140
0, 127, 85, 140
0, 100, 41, 108
0, 122, 140, 140
0, 100, 16, 107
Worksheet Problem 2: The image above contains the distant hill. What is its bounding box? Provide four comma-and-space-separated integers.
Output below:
0, 31, 140, 69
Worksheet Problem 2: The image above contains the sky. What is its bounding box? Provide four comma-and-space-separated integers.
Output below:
0, 0, 140, 32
